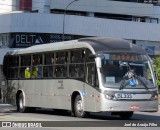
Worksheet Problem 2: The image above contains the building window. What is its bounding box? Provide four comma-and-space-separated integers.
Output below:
1, 34, 10, 47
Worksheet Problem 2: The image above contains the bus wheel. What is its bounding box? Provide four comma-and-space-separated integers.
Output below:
17, 93, 28, 113
119, 112, 133, 119
74, 95, 86, 118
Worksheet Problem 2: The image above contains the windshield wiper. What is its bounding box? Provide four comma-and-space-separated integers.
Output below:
119, 74, 149, 90
119, 61, 150, 90
135, 75, 149, 90
119, 76, 128, 90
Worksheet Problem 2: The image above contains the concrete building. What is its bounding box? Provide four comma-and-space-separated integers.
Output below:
0, 0, 160, 55
0, 0, 160, 62
0, 0, 18, 13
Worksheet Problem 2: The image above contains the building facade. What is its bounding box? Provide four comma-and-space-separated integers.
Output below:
0, 0, 160, 55
0, 0, 160, 52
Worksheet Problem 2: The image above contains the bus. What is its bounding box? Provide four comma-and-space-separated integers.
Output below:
2, 37, 159, 119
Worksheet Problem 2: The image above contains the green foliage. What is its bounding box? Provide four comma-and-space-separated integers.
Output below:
153, 56, 160, 90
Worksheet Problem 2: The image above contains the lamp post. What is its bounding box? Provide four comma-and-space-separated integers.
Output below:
62, 0, 79, 41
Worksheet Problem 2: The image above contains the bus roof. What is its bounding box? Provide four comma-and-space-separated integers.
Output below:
6, 37, 146, 55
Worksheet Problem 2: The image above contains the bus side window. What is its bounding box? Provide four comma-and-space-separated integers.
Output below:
70, 65, 78, 77
86, 63, 95, 86
81, 50, 85, 62
44, 53, 54, 78
8, 56, 19, 79
55, 52, 68, 78
71, 50, 84, 63
85, 49, 95, 86
95, 70, 99, 87
8, 56, 19, 67
45, 53, 54, 65
69, 50, 85, 79
32, 54, 42, 78
20, 55, 31, 78
55, 67, 61, 77
86, 49, 94, 62
78, 50, 85, 78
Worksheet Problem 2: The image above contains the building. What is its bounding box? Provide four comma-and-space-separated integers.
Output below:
0, 0, 160, 59
0, 0, 160, 55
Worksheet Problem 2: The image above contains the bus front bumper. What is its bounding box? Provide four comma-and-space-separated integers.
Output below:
101, 100, 159, 112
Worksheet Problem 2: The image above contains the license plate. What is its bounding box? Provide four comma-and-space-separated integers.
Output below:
115, 93, 132, 99
115, 93, 151, 100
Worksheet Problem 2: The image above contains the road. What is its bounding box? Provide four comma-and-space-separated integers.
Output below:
0, 102, 160, 130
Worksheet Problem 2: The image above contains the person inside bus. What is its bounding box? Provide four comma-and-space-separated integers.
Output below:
32, 66, 38, 78
71, 52, 76, 63
56, 54, 61, 64
32, 56, 42, 78
124, 67, 136, 79
32, 64, 42, 78
37, 64, 42, 78
37, 56, 42, 78
55, 67, 63, 77
25, 67, 30, 78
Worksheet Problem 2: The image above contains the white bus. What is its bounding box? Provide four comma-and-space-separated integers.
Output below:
3, 37, 159, 119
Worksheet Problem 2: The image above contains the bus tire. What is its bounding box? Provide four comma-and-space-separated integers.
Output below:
74, 95, 86, 118
17, 93, 28, 113
119, 112, 133, 119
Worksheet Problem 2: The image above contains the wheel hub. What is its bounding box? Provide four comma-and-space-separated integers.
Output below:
76, 100, 83, 112
19, 99, 23, 109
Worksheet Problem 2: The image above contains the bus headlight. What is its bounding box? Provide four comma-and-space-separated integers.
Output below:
104, 91, 115, 100
153, 95, 158, 100
151, 93, 158, 100
105, 94, 112, 100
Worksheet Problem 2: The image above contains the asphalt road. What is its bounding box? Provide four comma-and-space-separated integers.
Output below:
0, 100, 160, 130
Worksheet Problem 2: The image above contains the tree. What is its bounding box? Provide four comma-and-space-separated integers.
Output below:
153, 56, 160, 91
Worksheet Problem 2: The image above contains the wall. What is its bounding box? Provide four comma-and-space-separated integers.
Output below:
0, 13, 160, 41
0, 0, 18, 13
50, 0, 153, 17
153, 6, 160, 20
32, 0, 50, 13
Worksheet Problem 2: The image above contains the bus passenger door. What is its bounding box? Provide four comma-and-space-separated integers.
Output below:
85, 63, 97, 112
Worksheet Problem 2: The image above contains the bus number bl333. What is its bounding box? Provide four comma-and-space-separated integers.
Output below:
116, 93, 132, 99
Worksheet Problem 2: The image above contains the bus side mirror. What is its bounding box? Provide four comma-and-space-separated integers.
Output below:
96, 57, 102, 68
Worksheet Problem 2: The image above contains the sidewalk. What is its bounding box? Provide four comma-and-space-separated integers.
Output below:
0, 100, 16, 113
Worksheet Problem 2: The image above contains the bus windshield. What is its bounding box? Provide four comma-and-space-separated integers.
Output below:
101, 53, 155, 89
